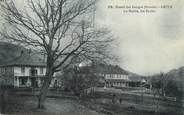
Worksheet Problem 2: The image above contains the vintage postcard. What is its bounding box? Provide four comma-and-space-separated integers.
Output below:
0, 0, 183, 115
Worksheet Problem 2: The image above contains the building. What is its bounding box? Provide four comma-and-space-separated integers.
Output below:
0, 51, 56, 88
78, 62, 147, 88
78, 63, 130, 88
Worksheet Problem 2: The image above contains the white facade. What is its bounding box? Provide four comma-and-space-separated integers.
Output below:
14, 66, 46, 76
13, 66, 47, 87
0, 65, 59, 88
105, 74, 129, 80
104, 74, 130, 88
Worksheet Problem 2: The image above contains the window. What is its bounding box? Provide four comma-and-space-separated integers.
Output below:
40, 67, 44, 74
106, 74, 110, 79
21, 67, 25, 74
19, 77, 27, 85
30, 68, 38, 76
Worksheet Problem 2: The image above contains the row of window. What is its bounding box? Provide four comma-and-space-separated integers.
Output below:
0, 67, 44, 75
0, 67, 14, 74
21, 67, 44, 75
105, 74, 128, 79
106, 82, 128, 86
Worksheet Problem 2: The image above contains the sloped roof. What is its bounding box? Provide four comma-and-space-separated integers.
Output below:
0, 42, 46, 67
79, 63, 129, 75
1, 51, 46, 67
0, 42, 25, 65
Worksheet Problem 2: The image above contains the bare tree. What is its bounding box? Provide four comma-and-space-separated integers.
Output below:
0, 0, 114, 108
151, 72, 168, 96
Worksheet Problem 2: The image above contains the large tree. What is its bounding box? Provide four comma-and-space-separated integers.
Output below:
0, 0, 114, 108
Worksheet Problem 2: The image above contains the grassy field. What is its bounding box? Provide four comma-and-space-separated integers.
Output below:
0, 88, 183, 115
0, 93, 104, 115
82, 92, 183, 115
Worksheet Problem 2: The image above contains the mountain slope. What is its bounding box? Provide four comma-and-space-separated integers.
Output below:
166, 67, 184, 81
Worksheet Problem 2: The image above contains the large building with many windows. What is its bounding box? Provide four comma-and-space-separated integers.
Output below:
78, 62, 147, 88
78, 63, 130, 88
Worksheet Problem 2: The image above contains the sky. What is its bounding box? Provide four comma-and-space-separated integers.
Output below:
95, 0, 184, 75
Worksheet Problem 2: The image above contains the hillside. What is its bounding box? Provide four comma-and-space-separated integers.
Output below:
166, 67, 184, 81
150, 66, 184, 84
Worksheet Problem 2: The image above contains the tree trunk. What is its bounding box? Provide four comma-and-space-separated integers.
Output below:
38, 70, 53, 109
1, 88, 5, 113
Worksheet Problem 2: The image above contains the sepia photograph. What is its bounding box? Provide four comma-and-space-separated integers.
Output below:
0, 0, 183, 115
